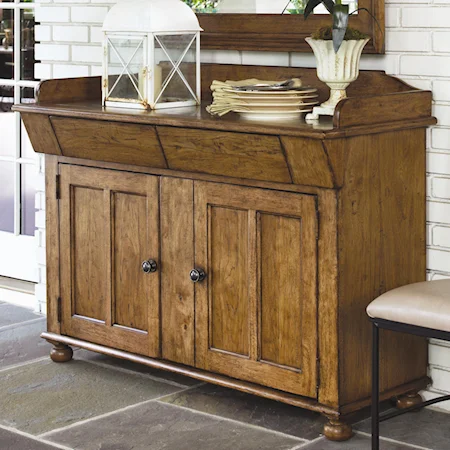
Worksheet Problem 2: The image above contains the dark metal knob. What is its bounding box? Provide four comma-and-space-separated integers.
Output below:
142, 259, 157, 273
190, 268, 206, 283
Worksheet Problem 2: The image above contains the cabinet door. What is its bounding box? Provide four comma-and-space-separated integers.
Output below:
59, 165, 160, 357
195, 182, 318, 398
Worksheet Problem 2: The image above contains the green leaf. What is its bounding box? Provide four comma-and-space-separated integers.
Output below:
304, 0, 334, 19
332, 3, 349, 52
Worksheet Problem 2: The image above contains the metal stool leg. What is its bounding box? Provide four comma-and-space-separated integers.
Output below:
372, 322, 380, 450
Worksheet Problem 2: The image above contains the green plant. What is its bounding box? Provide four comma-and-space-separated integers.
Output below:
182, 0, 221, 13
302, 0, 377, 53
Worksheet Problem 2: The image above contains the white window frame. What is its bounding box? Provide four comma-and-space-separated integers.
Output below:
0, 0, 39, 282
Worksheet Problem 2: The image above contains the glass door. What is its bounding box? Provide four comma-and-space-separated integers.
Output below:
0, 0, 38, 282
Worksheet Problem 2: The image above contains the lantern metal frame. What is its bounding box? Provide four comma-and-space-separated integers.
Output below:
102, 30, 201, 111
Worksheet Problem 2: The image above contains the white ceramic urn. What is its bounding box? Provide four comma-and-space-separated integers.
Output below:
305, 37, 369, 121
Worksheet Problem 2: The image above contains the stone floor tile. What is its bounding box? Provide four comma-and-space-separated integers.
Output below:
356, 408, 450, 450
0, 359, 186, 435
0, 428, 64, 450
76, 348, 200, 387
300, 433, 421, 449
160, 383, 325, 440
0, 318, 50, 368
47, 401, 303, 450
0, 303, 42, 327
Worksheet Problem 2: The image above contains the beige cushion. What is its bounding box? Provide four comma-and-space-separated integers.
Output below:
367, 280, 450, 332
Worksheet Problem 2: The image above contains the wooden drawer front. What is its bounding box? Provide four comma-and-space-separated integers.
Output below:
51, 117, 167, 169
194, 181, 318, 398
157, 126, 292, 183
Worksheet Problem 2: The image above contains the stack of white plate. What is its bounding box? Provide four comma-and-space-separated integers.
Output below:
222, 86, 319, 120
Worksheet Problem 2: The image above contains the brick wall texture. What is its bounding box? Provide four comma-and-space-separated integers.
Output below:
33, 0, 450, 404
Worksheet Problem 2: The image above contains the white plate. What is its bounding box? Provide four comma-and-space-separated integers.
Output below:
238, 101, 318, 110
223, 87, 318, 96
236, 108, 313, 120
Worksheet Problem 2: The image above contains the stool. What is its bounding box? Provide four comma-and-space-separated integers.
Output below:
367, 279, 450, 450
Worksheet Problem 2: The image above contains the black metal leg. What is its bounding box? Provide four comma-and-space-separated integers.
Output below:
372, 322, 380, 450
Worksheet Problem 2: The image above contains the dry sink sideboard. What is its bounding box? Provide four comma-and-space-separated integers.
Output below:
15, 64, 436, 440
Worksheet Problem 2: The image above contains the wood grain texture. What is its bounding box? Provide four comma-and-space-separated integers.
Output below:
195, 181, 318, 398
36, 76, 101, 103
21, 113, 61, 156
197, 0, 384, 54
161, 177, 195, 366
260, 214, 303, 369
281, 137, 334, 188
45, 156, 61, 334
51, 117, 167, 169
317, 190, 340, 408
113, 192, 149, 331
158, 126, 291, 183
334, 91, 433, 129
59, 165, 160, 357
72, 185, 106, 321
209, 206, 250, 357
337, 130, 428, 406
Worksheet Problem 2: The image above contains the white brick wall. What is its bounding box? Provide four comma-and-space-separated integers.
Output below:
33, 0, 450, 403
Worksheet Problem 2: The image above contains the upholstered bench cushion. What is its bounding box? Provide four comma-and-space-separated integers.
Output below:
367, 280, 450, 332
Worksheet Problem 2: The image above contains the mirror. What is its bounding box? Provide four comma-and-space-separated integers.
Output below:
182, 0, 358, 15
190, 0, 384, 54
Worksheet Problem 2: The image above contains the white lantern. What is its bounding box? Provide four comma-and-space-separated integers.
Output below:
102, 0, 202, 110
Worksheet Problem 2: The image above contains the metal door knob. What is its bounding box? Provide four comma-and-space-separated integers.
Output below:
142, 259, 157, 273
190, 268, 206, 283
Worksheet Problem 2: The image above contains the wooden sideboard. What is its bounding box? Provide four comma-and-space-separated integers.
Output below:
15, 64, 436, 441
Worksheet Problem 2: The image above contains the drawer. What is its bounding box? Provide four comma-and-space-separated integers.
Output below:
157, 126, 292, 183
50, 117, 167, 169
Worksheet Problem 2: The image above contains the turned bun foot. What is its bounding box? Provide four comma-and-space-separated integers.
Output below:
323, 416, 353, 441
396, 391, 423, 410
49, 342, 73, 363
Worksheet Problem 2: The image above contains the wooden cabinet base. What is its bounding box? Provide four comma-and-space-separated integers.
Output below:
323, 416, 353, 441
396, 392, 424, 410
41, 332, 429, 427
48, 341, 73, 363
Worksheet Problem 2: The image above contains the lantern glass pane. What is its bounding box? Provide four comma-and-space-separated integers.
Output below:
154, 34, 197, 105
107, 37, 145, 103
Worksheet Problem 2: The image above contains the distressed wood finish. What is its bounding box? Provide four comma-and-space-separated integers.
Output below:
51, 117, 167, 169
45, 155, 61, 334
157, 126, 291, 183
282, 136, 334, 188
194, 181, 318, 398
334, 91, 433, 129
21, 113, 61, 156
59, 165, 160, 356
336, 129, 428, 407
160, 177, 195, 366
197, 0, 384, 54
15, 69, 434, 441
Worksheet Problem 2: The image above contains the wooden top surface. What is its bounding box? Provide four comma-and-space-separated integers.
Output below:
14, 99, 436, 140
13, 66, 436, 140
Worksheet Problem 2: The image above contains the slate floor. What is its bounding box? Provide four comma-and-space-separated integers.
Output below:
1, 300, 449, 450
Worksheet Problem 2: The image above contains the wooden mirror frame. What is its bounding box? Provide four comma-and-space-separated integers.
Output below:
197, 0, 384, 54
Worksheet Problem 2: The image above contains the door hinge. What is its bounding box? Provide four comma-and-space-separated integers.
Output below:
315, 200, 320, 241
57, 297, 62, 323
55, 174, 61, 200
316, 356, 320, 394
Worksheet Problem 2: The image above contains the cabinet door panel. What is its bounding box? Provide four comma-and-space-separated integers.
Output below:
195, 181, 318, 398
113, 192, 149, 332
60, 165, 160, 357
210, 206, 249, 357
72, 186, 106, 321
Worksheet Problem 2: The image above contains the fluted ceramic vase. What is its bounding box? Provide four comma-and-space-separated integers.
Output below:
305, 37, 369, 121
